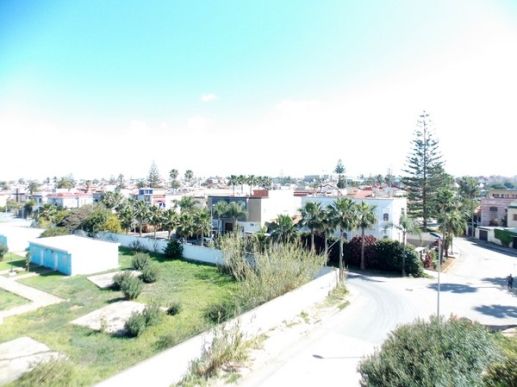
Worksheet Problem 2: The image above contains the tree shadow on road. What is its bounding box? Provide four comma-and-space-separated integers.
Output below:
427, 283, 478, 293
481, 277, 517, 296
474, 304, 517, 319
347, 272, 384, 283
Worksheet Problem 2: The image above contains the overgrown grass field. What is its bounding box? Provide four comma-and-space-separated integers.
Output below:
0, 248, 238, 385
0, 288, 28, 310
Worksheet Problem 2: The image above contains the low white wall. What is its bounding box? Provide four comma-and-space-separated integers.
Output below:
95, 232, 223, 265
97, 267, 338, 387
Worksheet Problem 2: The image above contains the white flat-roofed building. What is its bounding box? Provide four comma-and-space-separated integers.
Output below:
28, 235, 119, 276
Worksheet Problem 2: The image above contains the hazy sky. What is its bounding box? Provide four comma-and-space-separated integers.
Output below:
1, 0, 516, 180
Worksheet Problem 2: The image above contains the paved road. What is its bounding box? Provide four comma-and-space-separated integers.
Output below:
239, 238, 517, 387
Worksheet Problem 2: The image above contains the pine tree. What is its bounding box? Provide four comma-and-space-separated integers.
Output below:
402, 111, 445, 228
147, 162, 161, 188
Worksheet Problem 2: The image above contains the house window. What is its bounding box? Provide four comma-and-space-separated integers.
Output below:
513, 214, 517, 221
489, 207, 498, 212
383, 213, 389, 221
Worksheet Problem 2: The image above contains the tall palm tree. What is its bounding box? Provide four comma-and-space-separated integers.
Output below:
177, 212, 196, 241
247, 175, 257, 195
329, 198, 358, 279
162, 208, 178, 239
117, 200, 135, 234
436, 188, 467, 256
237, 175, 246, 193
300, 202, 325, 252
193, 209, 211, 246
149, 205, 163, 239
228, 175, 238, 195
356, 201, 377, 270
269, 214, 297, 243
134, 200, 150, 237
321, 207, 337, 259
386, 214, 420, 276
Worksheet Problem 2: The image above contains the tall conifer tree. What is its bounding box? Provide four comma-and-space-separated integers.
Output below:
403, 111, 445, 228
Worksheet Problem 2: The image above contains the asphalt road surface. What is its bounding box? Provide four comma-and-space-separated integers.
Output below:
239, 238, 517, 387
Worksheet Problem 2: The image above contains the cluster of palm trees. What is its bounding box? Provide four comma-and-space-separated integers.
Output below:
102, 193, 212, 245
268, 199, 377, 278
227, 175, 273, 195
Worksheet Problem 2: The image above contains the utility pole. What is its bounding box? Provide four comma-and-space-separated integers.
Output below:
437, 238, 442, 318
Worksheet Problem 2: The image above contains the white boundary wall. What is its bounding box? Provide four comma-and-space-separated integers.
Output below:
95, 232, 223, 265
96, 267, 338, 387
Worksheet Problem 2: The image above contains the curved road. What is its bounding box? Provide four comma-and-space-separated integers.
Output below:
239, 273, 427, 387
240, 238, 517, 387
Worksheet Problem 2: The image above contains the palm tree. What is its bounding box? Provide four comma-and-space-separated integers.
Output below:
436, 188, 466, 256
247, 175, 258, 195
176, 196, 196, 213
300, 202, 325, 252
386, 214, 420, 276
118, 200, 135, 234
134, 200, 150, 237
237, 175, 246, 193
321, 207, 337, 259
193, 209, 211, 246
356, 201, 377, 270
177, 212, 196, 241
329, 198, 358, 279
457, 176, 480, 236
228, 175, 238, 195
148, 205, 163, 239
184, 169, 194, 183
225, 201, 247, 232
269, 214, 297, 243
162, 208, 178, 239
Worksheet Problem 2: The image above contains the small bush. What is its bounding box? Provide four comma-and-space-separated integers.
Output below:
164, 239, 183, 259
141, 264, 159, 283
132, 252, 150, 271
204, 300, 239, 324
182, 324, 250, 383
15, 359, 77, 387
121, 276, 143, 300
167, 302, 182, 316
359, 316, 500, 386
343, 235, 377, 268
112, 271, 133, 290
125, 311, 147, 337
142, 303, 162, 326
0, 244, 7, 260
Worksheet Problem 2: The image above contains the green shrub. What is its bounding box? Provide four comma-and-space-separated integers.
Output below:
219, 234, 326, 309
112, 271, 133, 290
484, 335, 517, 387
204, 300, 239, 324
0, 244, 7, 260
142, 303, 162, 326
374, 240, 424, 277
167, 301, 182, 316
164, 239, 183, 259
125, 311, 147, 337
39, 227, 69, 238
359, 316, 500, 386
181, 324, 250, 383
141, 264, 159, 283
494, 228, 517, 247
343, 236, 377, 268
132, 252, 150, 271
121, 276, 143, 300
15, 359, 77, 387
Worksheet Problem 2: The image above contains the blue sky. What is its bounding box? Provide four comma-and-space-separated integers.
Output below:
1, 0, 516, 180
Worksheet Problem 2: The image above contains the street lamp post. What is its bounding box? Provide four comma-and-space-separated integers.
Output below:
437, 238, 442, 318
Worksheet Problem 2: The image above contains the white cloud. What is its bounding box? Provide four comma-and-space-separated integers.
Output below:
200, 93, 218, 102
